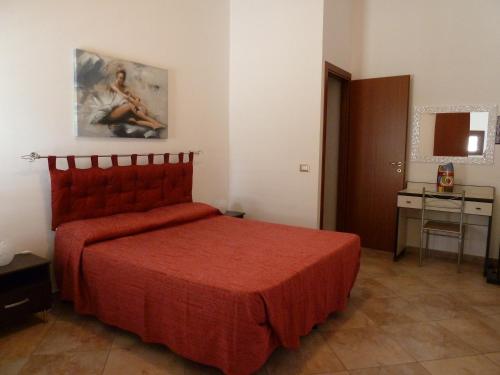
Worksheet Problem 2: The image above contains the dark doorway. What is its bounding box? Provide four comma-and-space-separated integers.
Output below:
320, 62, 351, 230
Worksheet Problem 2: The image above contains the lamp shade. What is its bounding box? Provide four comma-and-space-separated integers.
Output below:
0, 241, 15, 266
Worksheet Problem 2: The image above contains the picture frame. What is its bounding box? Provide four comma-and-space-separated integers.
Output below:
496, 115, 500, 144
74, 49, 168, 139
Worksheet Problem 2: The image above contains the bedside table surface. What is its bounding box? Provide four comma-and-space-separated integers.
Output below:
0, 253, 49, 277
224, 210, 245, 218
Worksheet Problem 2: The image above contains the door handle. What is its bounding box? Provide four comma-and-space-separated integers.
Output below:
390, 161, 404, 166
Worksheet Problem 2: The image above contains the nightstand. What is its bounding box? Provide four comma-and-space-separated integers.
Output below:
0, 253, 52, 322
224, 210, 245, 219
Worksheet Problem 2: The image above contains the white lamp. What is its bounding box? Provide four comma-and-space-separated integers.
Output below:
0, 240, 15, 266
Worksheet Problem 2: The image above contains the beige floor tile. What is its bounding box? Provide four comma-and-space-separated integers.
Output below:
420, 263, 466, 276
49, 300, 86, 323
103, 345, 185, 375
403, 293, 478, 321
182, 357, 271, 375
387, 253, 425, 273
374, 275, 435, 298
321, 327, 414, 370
181, 359, 225, 375
266, 331, 345, 375
485, 352, 500, 367
358, 258, 400, 279
381, 322, 476, 361
111, 328, 143, 349
424, 256, 482, 274
19, 351, 108, 375
423, 273, 492, 293
396, 257, 473, 278
318, 303, 375, 332
34, 318, 114, 355
477, 314, 500, 335
349, 362, 431, 374
421, 354, 500, 375
434, 308, 482, 322
447, 259, 482, 273
0, 357, 29, 375
112, 330, 229, 375
437, 317, 500, 353
455, 288, 500, 316
356, 297, 426, 325
111, 329, 260, 374
361, 248, 391, 258
0, 317, 53, 363
350, 279, 398, 303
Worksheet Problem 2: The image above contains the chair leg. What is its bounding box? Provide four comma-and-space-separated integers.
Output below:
457, 237, 463, 273
425, 231, 430, 260
419, 230, 424, 266
462, 233, 465, 261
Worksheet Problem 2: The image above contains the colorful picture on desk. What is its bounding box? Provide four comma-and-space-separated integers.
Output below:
74, 49, 168, 139
496, 116, 500, 144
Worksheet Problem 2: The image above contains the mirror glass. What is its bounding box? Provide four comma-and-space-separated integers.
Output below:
419, 112, 489, 158
411, 105, 497, 165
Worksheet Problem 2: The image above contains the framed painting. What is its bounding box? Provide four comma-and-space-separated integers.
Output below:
74, 49, 168, 139
496, 115, 500, 144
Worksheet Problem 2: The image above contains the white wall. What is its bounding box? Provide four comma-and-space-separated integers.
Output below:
355, 0, 500, 256
228, 0, 358, 228
5, 0, 496, 260
0, 0, 230, 259
229, 0, 325, 227
323, 0, 357, 73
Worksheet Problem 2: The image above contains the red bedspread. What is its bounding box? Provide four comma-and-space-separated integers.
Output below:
54, 202, 360, 375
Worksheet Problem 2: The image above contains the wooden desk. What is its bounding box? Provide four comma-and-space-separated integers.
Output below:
395, 182, 495, 274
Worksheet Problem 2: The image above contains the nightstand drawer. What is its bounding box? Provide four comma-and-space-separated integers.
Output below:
0, 281, 51, 320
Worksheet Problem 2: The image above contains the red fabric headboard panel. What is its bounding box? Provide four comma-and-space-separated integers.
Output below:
48, 153, 193, 230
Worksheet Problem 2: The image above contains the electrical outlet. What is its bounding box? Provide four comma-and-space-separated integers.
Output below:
299, 164, 310, 172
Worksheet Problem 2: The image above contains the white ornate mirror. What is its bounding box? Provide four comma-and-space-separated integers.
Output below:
410, 105, 497, 164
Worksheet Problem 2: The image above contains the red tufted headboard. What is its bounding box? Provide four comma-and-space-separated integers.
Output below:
48, 153, 193, 230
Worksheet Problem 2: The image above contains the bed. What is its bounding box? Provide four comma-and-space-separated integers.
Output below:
49, 154, 361, 375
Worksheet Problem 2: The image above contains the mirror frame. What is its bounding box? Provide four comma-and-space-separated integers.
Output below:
410, 104, 498, 164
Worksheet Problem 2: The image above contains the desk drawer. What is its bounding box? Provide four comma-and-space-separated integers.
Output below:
397, 195, 421, 209
398, 195, 492, 216
465, 201, 492, 216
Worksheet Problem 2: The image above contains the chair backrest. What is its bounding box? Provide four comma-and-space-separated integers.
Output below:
421, 187, 466, 233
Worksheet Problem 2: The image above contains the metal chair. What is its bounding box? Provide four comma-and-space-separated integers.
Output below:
419, 187, 466, 272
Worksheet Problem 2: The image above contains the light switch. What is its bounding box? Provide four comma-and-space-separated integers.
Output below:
299, 164, 310, 172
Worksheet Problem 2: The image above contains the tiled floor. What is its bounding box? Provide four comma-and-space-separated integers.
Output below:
2, 249, 500, 374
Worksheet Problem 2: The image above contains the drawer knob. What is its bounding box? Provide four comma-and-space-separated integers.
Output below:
475, 207, 482, 210
4, 298, 30, 309
406, 200, 412, 204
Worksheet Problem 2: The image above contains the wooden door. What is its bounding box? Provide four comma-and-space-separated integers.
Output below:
342, 75, 410, 252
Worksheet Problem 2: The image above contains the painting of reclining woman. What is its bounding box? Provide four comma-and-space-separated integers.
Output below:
74, 49, 168, 139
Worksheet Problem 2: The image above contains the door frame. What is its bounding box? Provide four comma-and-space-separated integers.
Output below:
320, 61, 351, 230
